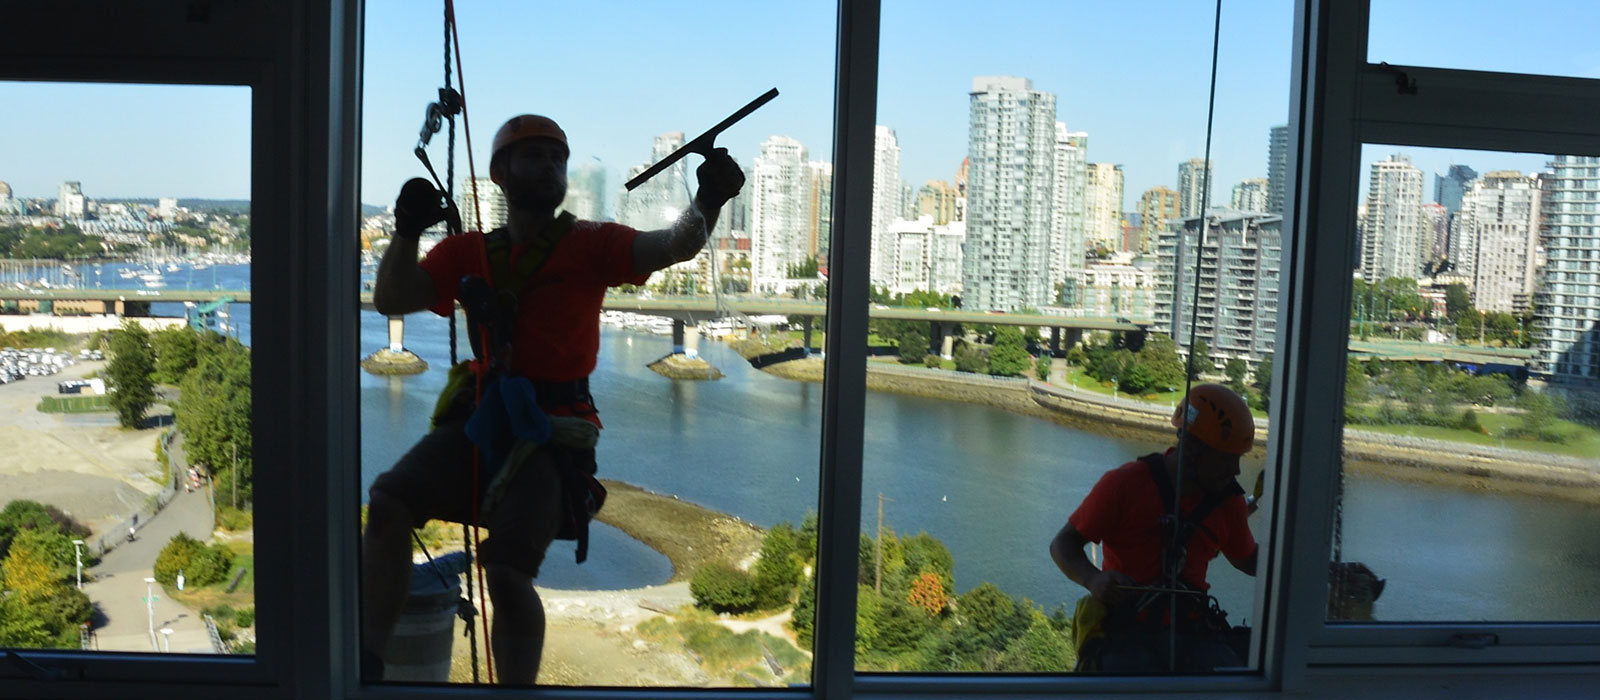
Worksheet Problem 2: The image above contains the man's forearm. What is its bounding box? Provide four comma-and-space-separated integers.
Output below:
373, 235, 432, 314
632, 198, 717, 276
1050, 531, 1103, 591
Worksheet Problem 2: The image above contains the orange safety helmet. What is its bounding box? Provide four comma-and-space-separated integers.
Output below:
1171, 383, 1255, 456
490, 114, 569, 179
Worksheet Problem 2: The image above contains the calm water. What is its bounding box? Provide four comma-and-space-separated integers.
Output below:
113, 262, 1600, 620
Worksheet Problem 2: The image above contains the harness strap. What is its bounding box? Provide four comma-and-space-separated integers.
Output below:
483, 212, 576, 298
1140, 454, 1241, 584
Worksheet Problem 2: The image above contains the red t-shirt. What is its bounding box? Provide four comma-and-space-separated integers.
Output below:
418, 220, 649, 382
1068, 451, 1256, 591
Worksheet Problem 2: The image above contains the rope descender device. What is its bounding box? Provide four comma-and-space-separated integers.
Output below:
414, 87, 465, 197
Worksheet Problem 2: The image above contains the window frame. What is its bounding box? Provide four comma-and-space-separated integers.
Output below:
1293, 0, 1600, 671
0, 0, 362, 695
3, 0, 1596, 697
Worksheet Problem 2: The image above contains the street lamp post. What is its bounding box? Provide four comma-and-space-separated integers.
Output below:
160, 627, 173, 653
144, 577, 158, 651
72, 539, 85, 589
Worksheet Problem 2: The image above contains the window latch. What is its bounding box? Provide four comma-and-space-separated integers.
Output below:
1447, 633, 1499, 649
1377, 62, 1419, 95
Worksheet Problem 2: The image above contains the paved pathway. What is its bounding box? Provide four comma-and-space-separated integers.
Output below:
81, 432, 217, 653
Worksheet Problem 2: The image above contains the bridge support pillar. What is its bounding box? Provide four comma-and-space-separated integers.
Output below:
1061, 328, 1082, 351
650, 317, 720, 380
941, 332, 955, 360
360, 315, 427, 376
1050, 327, 1062, 354
801, 316, 813, 354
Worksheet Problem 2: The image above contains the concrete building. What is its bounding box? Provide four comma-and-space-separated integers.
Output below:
0, 181, 16, 215
1085, 163, 1123, 253
749, 135, 810, 293
1434, 164, 1478, 216
870, 125, 903, 288
1359, 154, 1425, 282
1177, 158, 1214, 218
1534, 155, 1600, 385
1422, 202, 1449, 265
616, 132, 688, 232
56, 181, 86, 219
887, 215, 965, 296
1156, 209, 1282, 367
1455, 171, 1541, 314
456, 177, 506, 232
1081, 254, 1155, 319
563, 163, 606, 222
1052, 124, 1089, 304
916, 180, 959, 226
1231, 178, 1271, 213
806, 161, 832, 261
961, 75, 1058, 311
1267, 124, 1288, 216
157, 197, 179, 219
1136, 186, 1179, 256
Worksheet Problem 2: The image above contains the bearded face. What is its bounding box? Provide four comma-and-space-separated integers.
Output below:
494, 138, 568, 212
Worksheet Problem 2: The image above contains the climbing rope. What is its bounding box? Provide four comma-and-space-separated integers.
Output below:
1165, 0, 1226, 672
406, 0, 492, 683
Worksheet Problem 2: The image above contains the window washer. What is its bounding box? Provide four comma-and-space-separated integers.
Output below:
361, 113, 744, 684
1050, 382, 1259, 672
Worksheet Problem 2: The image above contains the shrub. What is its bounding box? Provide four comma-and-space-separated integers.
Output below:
234, 606, 255, 628
923, 354, 942, 369
689, 561, 757, 613
1459, 409, 1484, 434
155, 534, 234, 587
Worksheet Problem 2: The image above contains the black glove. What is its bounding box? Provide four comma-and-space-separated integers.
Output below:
695, 147, 744, 209
393, 177, 448, 240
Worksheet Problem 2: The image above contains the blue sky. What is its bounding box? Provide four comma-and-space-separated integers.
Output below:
2, 1, 1594, 211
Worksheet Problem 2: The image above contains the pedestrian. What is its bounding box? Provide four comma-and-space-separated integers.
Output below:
360, 113, 743, 685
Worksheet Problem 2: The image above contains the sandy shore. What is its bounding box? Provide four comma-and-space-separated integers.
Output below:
0, 359, 170, 537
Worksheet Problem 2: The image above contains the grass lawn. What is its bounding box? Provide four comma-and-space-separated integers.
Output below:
166, 539, 255, 612
1347, 408, 1600, 459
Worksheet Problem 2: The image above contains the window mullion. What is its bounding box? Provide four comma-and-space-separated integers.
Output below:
813, 0, 880, 698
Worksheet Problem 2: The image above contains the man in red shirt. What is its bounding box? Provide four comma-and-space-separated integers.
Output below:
1050, 382, 1259, 672
361, 114, 744, 684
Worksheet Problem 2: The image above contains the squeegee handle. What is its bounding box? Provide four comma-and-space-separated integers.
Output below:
624, 87, 779, 191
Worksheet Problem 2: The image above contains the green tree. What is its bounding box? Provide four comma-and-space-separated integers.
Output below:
106, 321, 157, 429
1224, 358, 1249, 388
1119, 362, 1156, 394
957, 582, 1029, 651
998, 609, 1077, 672
790, 573, 816, 647
1445, 283, 1473, 321
1186, 338, 1212, 380
151, 327, 200, 384
1035, 352, 1053, 381
952, 341, 987, 374
1136, 333, 1185, 391
176, 344, 252, 507
897, 325, 928, 365
1252, 355, 1274, 412
1, 529, 67, 605
753, 523, 803, 609
987, 327, 1030, 377
689, 561, 757, 613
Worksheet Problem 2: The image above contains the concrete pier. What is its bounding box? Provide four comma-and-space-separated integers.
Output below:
360, 316, 428, 375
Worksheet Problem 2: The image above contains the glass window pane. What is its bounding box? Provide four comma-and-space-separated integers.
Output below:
0, 81, 254, 655
859, 0, 1290, 674
1368, 1, 1600, 79
1332, 145, 1600, 623
359, 0, 832, 687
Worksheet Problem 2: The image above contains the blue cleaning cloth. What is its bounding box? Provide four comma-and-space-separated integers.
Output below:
463, 375, 552, 475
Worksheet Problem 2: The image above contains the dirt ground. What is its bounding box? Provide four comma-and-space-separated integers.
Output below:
0, 359, 169, 536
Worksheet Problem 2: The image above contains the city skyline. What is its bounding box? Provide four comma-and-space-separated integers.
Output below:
2, 0, 1576, 211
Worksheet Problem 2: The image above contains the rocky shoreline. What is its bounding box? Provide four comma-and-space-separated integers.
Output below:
760, 356, 1600, 504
